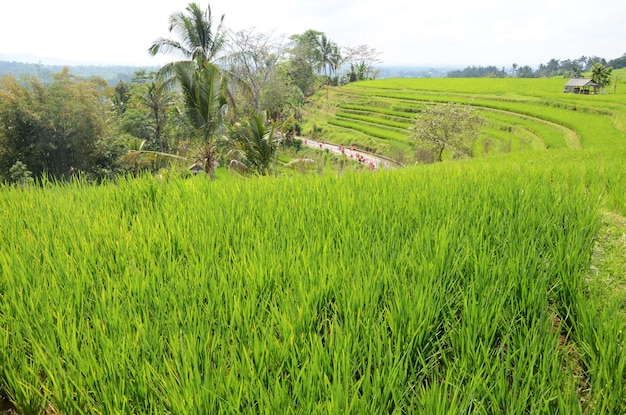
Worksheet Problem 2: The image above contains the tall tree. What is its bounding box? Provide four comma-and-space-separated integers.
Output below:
409, 103, 485, 162
175, 61, 226, 179
315, 34, 341, 80
287, 30, 323, 96
137, 78, 175, 152
591, 62, 613, 93
149, 2, 228, 178
148, 2, 226, 71
289, 30, 323, 68
112, 80, 131, 114
517, 65, 535, 78
225, 29, 288, 116
540, 59, 560, 77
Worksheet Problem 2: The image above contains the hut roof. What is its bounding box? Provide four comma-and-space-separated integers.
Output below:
565, 78, 599, 87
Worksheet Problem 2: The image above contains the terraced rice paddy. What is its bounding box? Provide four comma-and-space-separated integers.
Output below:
1, 74, 626, 413
304, 76, 626, 159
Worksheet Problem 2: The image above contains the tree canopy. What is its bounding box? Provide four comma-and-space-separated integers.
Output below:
0, 70, 114, 181
409, 103, 485, 162
591, 62, 613, 91
0, 3, 384, 182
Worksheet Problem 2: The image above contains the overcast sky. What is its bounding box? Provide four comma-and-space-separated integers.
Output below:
1, 0, 625, 68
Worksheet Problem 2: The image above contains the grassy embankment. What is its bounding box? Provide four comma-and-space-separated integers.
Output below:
1, 72, 626, 413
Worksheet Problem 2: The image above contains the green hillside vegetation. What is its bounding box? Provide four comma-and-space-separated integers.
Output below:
1, 70, 626, 413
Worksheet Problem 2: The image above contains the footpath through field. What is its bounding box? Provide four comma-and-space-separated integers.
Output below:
299, 136, 400, 170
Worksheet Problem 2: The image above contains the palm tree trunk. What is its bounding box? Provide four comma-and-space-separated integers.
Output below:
203, 143, 217, 180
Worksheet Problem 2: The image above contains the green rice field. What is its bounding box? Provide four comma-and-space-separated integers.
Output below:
303, 75, 626, 159
1, 74, 626, 413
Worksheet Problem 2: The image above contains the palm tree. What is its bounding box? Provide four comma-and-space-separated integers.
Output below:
228, 113, 282, 176
120, 138, 186, 177
138, 79, 174, 152
148, 2, 225, 71
328, 43, 343, 80
175, 61, 226, 179
315, 34, 341, 80
149, 3, 228, 178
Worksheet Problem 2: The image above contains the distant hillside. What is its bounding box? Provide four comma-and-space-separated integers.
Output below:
0, 60, 159, 85
0, 59, 456, 84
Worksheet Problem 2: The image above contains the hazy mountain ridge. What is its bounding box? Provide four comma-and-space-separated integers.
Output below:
1, 52, 455, 83
0, 56, 160, 85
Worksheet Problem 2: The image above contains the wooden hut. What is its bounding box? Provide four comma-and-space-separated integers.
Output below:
564, 78, 599, 94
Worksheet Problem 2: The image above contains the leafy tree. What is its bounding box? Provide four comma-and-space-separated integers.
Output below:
288, 31, 341, 84
546, 58, 561, 76
225, 29, 289, 116
577, 55, 589, 70
517, 65, 536, 78
586, 56, 607, 71
8, 160, 34, 186
591, 62, 613, 93
287, 30, 328, 95
45, 69, 109, 176
561, 59, 583, 78
115, 71, 175, 154
0, 70, 110, 181
286, 55, 317, 97
409, 103, 485, 162
289, 30, 323, 69
112, 80, 131, 114
259, 66, 305, 121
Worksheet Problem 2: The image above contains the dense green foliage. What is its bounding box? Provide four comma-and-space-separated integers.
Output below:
0, 69, 123, 181
409, 103, 485, 161
0, 4, 353, 183
591, 62, 614, 89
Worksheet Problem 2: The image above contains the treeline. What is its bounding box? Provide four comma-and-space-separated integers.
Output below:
448, 53, 626, 78
447, 66, 507, 78
0, 3, 383, 184
0, 60, 159, 85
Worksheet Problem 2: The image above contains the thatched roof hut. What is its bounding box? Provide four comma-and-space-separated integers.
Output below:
564, 78, 599, 94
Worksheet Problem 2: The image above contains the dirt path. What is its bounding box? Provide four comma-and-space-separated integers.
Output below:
299, 137, 400, 170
